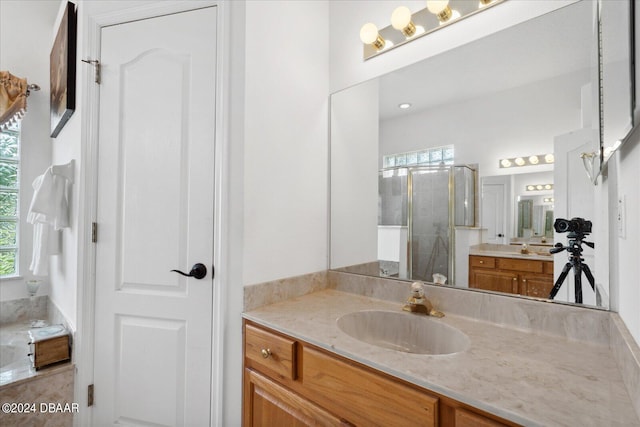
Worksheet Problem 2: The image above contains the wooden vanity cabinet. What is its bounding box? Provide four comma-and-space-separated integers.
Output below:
469, 255, 554, 298
243, 320, 518, 427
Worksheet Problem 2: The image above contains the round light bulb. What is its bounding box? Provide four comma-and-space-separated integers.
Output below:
544, 184, 552, 190
426, 0, 449, 14
528, 155, 539, 165
500, 159, 512, 168
545, 153, 554, 163
391, 6, 412, 30
527, 185, 535, 191
536, 185, 543, 190
360, 23, 379, 45
515, 157, 525, 166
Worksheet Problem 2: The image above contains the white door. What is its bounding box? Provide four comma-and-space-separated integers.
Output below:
481, 178, 508, 245
93, 7, 217, 426
554, 129, 597, 305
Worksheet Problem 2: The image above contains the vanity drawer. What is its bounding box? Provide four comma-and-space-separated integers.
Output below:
245, 324, 296, 380
470, 256, 495, 269
496, 258, 544, 273
303, 347, 438, 426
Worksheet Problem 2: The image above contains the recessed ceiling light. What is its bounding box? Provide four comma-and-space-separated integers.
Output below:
398, 103, 412, 109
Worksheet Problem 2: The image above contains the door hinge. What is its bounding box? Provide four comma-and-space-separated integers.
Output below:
87, 384, 94, 406
92, 222, 98, 243
82, 59, 101, 84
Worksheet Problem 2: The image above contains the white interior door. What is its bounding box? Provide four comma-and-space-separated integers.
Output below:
93, 7, 217, 426
554, 129, 597, 305
481, 178, 508, 245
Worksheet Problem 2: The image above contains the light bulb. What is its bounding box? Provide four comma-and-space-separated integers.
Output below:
544, 184, 552, 190
515, 157, 525, 166
391, 6, 416, 37
398, 103, 412, 109
500, 159, 512, 168
527, 185, 535, 191
536, 185, 543, 190
528, 155, 539, 165
545, 153, 554, 163
360, 23, 385, 50
427, 0, 453, 22
427, 0, 449, 14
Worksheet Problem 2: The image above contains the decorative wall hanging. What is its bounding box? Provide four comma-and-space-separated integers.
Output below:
0, 71, 28, 130
50, 1, 77, 138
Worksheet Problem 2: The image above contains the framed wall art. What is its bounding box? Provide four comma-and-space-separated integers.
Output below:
50, 1, 77, 138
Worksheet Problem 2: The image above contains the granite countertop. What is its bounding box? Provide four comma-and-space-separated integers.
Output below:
469, 243, 554, 262
243, 289, 639, 427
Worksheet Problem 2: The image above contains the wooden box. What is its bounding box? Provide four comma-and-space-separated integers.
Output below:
28, 325, 71, 370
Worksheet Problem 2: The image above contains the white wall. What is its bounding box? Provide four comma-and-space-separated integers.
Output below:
0, 1, 58, 301
330, 79, 379, 268
45, 0, 81, 329
613, 136, 640, 344
380, 71, 583, 178
242, 0, 329, 286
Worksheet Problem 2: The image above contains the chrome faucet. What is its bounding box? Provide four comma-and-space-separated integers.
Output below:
403, 282, 444, 318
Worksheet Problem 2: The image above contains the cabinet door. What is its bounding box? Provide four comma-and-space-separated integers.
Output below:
244, 369, 348, 427
520, 274, 554, 298
470, 269, 518, 294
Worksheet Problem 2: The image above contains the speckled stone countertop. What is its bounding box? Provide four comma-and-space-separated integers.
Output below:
243, 289, 640, 427
469, 243, 554, 261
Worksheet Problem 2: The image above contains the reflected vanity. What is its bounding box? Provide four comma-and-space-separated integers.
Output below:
330, 0, 635, 311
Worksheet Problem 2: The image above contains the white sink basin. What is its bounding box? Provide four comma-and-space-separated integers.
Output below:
337, 310, 470, 355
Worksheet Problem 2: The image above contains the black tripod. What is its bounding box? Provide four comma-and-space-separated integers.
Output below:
548, 232, 595, 304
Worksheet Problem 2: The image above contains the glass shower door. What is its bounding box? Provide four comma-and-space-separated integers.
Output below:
409, 167, 451, 282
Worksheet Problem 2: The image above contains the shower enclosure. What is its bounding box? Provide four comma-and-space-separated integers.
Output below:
378, 165, 475, 283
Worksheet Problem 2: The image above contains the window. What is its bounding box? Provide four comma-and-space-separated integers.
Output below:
383, 145, 454, 169
0, 122, 20, 277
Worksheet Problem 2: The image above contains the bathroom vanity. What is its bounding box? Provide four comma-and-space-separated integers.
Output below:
242, 285, 640, 426
468, 244, 554, 298
244, 321, 514, 426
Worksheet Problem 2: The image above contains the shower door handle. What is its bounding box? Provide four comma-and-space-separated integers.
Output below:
497, 233, 504, 238
171, 263, 207, 279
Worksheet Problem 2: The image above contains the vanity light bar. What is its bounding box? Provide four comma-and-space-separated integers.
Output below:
525, 184, 553, 191
360, 0, 504, 60
499, 153, 554, 168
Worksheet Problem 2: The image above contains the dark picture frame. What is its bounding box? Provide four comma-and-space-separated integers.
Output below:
50, 2, 77, 138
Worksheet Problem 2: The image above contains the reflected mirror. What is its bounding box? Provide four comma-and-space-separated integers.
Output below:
330, 0, 634, 309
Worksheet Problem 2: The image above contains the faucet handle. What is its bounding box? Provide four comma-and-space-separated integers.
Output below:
411, 281, 425, 298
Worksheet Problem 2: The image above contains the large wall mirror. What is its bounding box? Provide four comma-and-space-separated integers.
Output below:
330, 0, 635, 310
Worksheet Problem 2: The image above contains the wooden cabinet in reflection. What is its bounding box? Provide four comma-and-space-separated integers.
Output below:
469, 255, 554, 298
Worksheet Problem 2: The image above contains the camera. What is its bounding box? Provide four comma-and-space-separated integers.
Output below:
553, 217, 592, 234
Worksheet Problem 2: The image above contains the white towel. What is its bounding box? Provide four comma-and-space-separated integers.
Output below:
27, 167, 71, 276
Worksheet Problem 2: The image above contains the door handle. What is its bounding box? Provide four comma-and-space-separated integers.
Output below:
497, 233, 504, 237
171, 263, 207, 279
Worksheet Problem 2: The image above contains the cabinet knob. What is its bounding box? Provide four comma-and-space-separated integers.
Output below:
512, 277, 517, 281
522, 279, 527, 283
479, 260, 484, 264
261, 348, 272, 359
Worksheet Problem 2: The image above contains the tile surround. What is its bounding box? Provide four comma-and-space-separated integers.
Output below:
0, 364, 74, 427
244, 269, 640, 418
0, 297, 48, 326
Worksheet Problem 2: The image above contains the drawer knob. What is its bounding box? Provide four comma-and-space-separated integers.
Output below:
479, 261, 484, 264
513, 277, 517, 281
261, 348, 272, 359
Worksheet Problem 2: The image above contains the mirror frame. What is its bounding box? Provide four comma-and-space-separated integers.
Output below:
597, 0, 637, 178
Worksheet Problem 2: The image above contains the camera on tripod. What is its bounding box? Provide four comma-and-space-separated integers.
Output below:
553, 217, 592, 234
549, 217, 594, 304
